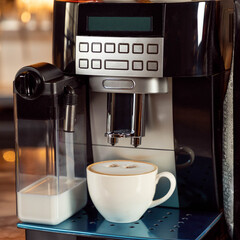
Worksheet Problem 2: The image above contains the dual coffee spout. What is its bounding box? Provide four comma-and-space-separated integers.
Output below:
90, 77, 169, 148
106, 93, 145, 148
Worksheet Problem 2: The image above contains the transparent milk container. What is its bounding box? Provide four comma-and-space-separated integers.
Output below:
14, 63, 88, 225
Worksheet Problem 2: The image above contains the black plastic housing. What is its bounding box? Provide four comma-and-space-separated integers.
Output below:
53, 1, 232, 77
14, 63, 80, 120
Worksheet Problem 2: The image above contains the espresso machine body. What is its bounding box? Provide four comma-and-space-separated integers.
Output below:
53, 0, 233, 210
15, 0, 234, 239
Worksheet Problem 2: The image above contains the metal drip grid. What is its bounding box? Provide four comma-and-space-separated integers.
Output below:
17, 206, 222, 240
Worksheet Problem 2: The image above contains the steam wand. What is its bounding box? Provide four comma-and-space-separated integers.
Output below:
63, 86, 78, 180
63, 86, 78, 132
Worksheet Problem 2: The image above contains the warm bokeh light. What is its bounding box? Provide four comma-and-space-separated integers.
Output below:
21, 11, 31, 23
16, 0, 54, 13
56, 0, 103, 2
3, 150, 15, 163
18, 147, 54, 175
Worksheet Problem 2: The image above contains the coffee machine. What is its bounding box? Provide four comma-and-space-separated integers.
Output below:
15, 0, 234, 239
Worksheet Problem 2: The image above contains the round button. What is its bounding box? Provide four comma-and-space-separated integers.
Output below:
15, 71, 44, 99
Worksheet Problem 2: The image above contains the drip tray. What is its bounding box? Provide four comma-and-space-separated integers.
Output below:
17, 206, 222, 240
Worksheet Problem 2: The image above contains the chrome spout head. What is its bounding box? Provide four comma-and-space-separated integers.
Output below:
107, 134, 119, 146
131, 137, 142, 148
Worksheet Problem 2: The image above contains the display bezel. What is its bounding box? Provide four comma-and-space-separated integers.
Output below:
78, 3, 165, 37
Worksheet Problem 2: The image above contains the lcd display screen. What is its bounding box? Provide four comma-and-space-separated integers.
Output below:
88, 17, 152, 32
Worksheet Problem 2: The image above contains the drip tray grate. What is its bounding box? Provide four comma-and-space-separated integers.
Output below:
17, 206, 222, 240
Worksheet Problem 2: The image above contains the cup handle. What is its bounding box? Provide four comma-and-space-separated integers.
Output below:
149, 172, 176, 209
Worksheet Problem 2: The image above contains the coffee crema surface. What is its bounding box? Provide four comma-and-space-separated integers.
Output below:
88, 160, 157, 175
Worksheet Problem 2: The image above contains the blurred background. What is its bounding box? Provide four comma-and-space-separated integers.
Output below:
0, 0, 53, 239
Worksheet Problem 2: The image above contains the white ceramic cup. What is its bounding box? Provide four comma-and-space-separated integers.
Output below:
87, 160, 176, 223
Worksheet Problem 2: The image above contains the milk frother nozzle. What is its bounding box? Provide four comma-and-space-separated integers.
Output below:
64, 86, 78, 132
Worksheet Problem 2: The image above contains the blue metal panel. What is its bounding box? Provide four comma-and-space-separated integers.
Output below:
17, 206, 222, 240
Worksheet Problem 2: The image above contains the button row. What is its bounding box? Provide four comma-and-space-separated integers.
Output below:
79, 42, 159, 54
79, 59, 158, 71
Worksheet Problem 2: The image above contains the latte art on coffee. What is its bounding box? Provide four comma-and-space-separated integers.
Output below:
89, 160, 157, 175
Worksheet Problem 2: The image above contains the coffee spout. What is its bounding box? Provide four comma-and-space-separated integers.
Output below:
130, 94, 145, 147
131, 137, 142, 148
107, 135, 118, 146
105, 93, 145, 147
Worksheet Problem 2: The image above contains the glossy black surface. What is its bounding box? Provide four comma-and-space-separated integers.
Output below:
172, 72, 228, 210
53, 1, 232, 77
164, 2, 224, 77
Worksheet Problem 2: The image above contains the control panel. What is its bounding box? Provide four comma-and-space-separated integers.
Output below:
76, 36, 163, 78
